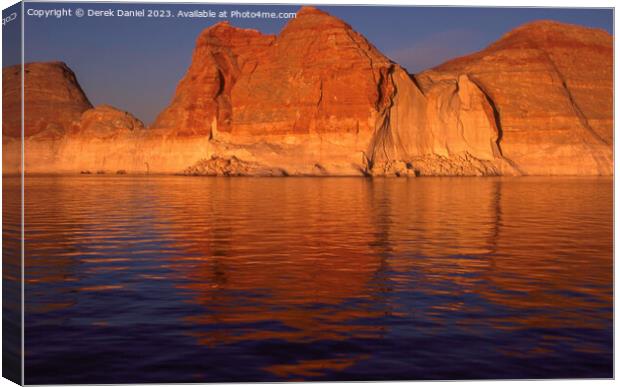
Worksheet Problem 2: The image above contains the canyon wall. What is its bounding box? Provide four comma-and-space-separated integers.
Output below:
2, 8, 613, 176
418, 20, 613, 175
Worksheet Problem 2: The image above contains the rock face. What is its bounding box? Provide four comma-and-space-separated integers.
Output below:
72, 105, 145, 139
366, 70, 507, 176
153, 7, 394, 140
2, 62, 147, 173
153, 22, 276, 136
3, 9, 613, 176
151, 6, 509, 176
418, 20, 613, 175
2, 65, 21, 139
184, 156, 288, 176
226, 7, 393, 137
3, 62, 93, 138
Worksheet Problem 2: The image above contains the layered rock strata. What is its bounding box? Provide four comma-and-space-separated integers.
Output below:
418, 20, 613, 175
2, 9, 613, 176
3, 62, 93, 138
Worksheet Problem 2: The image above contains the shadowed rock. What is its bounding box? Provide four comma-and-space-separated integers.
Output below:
418, 20, 613, 175
4, 10, 613, 176
3, 62, 92, 138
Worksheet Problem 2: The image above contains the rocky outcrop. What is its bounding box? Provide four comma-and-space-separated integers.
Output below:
151, 6, 510, 176
3, 10, 613, 176
418, 20, 613, 175
226, 6, 393, 137
71, 105, 145, 139
184, 156, 288, 176
2, 64, 147, 174
3, 62, 93, 138
3, 62, 92, 173
152, 22, 276, 136
366, 70, 509, 176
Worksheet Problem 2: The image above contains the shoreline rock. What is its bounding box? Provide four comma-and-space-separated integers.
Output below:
3, 10, 613, 177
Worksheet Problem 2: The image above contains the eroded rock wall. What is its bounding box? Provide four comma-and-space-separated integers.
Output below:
4, 11, 613, 176
418, 20, 613, 175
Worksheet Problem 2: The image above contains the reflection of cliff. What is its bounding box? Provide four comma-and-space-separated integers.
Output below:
479, 179, 613, 330
3, 177, 22, 381
3, 8, 613, 176
23, 176, 173, 316
22, 176, 612, 378
164, 179, 394, 346
375, 178, 612, 333
154, 178, 611, 376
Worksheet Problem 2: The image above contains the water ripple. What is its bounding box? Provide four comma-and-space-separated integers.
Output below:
10, 176, 612, 383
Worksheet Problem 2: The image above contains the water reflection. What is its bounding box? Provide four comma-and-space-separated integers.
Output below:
23, 176, 612, 383
3, 176, 22, 383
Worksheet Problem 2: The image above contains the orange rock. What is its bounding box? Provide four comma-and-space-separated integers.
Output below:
229, 6, 394, 137
3, 62, 92, 138
73, 105, 144, 139
368, 70, 507, 176
418, 20, 613, 175
152, 22, 275, 136
5, 10, 613, 176
153, 6, 513, 176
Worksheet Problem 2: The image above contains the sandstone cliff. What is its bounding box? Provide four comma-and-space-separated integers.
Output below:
150, 6, 511, 176
2, 62, 149, 173
3, 62, 93, 138
418, 20, 613, 175
3, 9, 613, 176
152, 22, 276, 136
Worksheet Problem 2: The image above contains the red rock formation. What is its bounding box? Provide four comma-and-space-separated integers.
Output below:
2, 65, 21, 139
152, 22, 275, 136
3, 62, 93, 138
229, 6, 394, 137
153, 6, 508, 176
153, 7, 396, 140
72, 105, 145, 139
3, 10, 613, 176
367, 70, 507, 176
2, 63, 147, 173
418, 20, 613, 175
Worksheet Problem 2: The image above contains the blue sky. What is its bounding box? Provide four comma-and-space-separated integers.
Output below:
19, 3, 613, 124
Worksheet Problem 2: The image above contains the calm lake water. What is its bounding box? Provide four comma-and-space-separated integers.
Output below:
12, 176, 614, 383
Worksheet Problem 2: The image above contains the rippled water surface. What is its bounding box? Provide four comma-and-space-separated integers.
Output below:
15, 176, 612, 383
